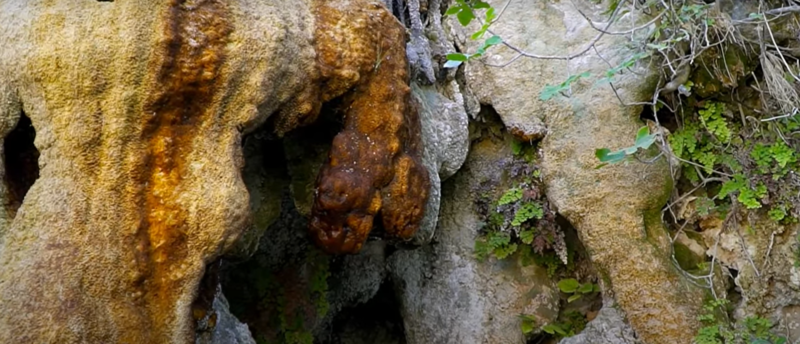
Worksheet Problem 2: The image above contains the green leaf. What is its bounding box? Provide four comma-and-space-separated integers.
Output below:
539, 84, 563, 101
718, 175, 745, 199
474, 240, 493, 261
494, 243, 518, 259
498, 188, 523, 205
578, 283, 594, 294
471, 25, 488, 40
520, 319, 535, 334
512, 202, 543, 226
634, 126, 650, 144
539, 72, 590, 100
542, 324, 567, 336
485, 35, 503, 46
567, 294, 583, 303
456, 9, 475, 26
445, 6, 462, 16
595, 148, 627, 164
520, 228, 535, 245
446, 53, 469, 61
511, 140, 523, 156
487, 231, 511, 247
557, 278, 580, 293
486, 7, 497, 22
443, 60, 463, 69
473, 1, 491, 9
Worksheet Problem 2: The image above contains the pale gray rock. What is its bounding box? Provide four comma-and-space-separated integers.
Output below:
560, 302, 639, 344
196, 291, 256, 344
390, 130, 559, 344
411, 82, 470, 245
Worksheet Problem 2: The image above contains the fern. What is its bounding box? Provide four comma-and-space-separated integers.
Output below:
512, 202, 544, 226
698, 102, 731, 143
498, 188, 523, 206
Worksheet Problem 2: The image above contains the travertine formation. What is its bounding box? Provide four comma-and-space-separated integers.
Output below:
308, 0, 430, 254
0, 0, 427, 342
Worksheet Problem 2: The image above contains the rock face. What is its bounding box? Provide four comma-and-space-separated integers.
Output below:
0, 0, 428, 342
698, 212, 800, 339
390, 127, 560, 344
410, 82, 469, 244
453, 1, 705, 343
560, 300, 638, 344
195, 291, 256, 344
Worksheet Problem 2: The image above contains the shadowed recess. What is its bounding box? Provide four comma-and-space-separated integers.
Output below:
3, 112, 39, 217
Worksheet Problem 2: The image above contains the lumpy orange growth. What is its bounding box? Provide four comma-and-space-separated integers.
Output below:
308, 1, 430, 254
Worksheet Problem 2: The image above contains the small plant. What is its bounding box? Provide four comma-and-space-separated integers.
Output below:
718, 174, 767, 209
475, 230, 518, 261
474, 141, 567, 266
443, 0, 503, 69
540, 72, 591, 100
695, 298, 787, 344
519, 314, 537, 335
540, 311, 587, 339
512, 202, 543, 227
698, 102, 731, 143
595, 126, 657, 167
557, 278, 600, 303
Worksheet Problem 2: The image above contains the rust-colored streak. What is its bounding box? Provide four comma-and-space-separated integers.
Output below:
309, 1, 430, 254
135, 0, 231, 340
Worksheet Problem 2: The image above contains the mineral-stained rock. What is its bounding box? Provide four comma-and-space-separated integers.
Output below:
452, 1, 704, 343
0, 0, 428, 342
308, 0, 430, 254
389, 130, 560, 344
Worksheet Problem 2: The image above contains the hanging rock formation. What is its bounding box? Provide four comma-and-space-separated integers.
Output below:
0, 0, 428, 342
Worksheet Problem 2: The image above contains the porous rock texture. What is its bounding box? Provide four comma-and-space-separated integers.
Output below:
698, 212, 800, 341
453, 1, 705, 343
409, 81, 469, 244
308, 0, 430, 254
389, 126, 560, 344
0, 0, 428, 342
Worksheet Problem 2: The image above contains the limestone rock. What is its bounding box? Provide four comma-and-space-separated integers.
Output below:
389, 131, 559, 344
222, 197, 389, 343
452, 1, 705, 343
410, 81, 469, 245
307, 0, 430, 254
195, 291, 256, 344
0, 0, 429, 342
700, 212, 800, 340
229, 133, 286, 258
560, 301, 639, 344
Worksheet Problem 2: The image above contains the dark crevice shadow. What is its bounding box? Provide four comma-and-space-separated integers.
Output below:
3, 112, 39, 218
321, 281, 406, 344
